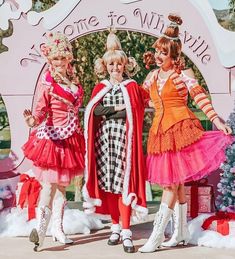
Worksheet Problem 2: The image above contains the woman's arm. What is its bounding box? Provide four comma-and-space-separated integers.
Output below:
106, 110, 126, 119
94, 103, 116, 116
33, 85, 50, 126
142, 69, 158, 90
186, 69, 232, 135
139, 70, 158, 108
23, 83, 50, 128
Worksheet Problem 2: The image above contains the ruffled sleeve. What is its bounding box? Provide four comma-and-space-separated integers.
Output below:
33, 83, 50, 126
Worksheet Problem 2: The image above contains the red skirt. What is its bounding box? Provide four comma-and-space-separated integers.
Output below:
22, 130, 85, 186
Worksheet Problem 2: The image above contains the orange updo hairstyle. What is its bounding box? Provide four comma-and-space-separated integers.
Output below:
143, 14, 185, 73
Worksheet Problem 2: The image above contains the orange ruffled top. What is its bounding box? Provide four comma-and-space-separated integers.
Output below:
147, 75, 205, 154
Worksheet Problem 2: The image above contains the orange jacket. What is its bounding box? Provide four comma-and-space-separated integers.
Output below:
150, 76, 198, 134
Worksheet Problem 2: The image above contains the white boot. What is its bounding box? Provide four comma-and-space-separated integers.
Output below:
29, 206, 52, 251
108, 224, 121, 245
51, 192, 73, 244
162, 202, 190, 247
138, 203, 173, 253
121, 229, 135, 253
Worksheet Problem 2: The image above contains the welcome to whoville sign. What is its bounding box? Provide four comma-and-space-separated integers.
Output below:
0, 0, 235, 175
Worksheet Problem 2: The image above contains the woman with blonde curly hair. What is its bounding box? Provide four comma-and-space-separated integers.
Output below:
138, 14, 233, 253
83, 31, 149, 253
22, 32, 85, 251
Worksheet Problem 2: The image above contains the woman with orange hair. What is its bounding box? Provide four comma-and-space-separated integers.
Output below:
139, 14, 233, 253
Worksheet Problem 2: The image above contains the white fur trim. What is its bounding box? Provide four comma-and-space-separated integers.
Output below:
84, 208, 96, 214
119, 82, 133, 205
83, 201, 96, 209
119, 80, 148, 220
82, 81, 112, 211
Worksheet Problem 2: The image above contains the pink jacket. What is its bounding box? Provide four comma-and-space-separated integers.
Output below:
33, 71, 83, 127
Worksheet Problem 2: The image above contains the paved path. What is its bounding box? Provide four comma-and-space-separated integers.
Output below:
1, 213, 235, 259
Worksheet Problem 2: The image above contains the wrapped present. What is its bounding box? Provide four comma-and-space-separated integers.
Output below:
202, 211, 235, 236
0, 175, 19, 212
185, 178, 215, 218
17, 173, 41, 220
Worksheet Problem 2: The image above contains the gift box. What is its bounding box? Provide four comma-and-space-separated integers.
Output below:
202, 211, 235, 236
0, 175, 19, 212
185, 179, 215, 218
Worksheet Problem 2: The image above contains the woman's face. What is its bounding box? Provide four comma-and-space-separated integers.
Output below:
107, 59, 125, 82
154, 47, 173, 69
50, 56, 70, 75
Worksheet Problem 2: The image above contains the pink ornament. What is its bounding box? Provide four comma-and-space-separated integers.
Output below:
230, 167, 235, 173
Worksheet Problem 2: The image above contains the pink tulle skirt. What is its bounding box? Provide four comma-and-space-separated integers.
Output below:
146, 131, 233, 186
22, 130, 85, 186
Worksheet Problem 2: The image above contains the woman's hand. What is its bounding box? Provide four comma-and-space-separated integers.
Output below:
213, 117, 232, 135
115, 104, 126, 112
148, 100, 155, 108
23, 109, 36, 128
143, 70, 157, 90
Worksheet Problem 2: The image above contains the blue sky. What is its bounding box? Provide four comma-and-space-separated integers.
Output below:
208, 0, 230, 10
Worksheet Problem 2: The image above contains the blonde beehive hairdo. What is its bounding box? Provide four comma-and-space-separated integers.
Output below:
94, 31, 139, 78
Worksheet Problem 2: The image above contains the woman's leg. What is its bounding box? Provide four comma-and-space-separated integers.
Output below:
106, 192, 121, 245
50, 185, 73, 244
139, 185, 178, 253
118, 197, 131, 229
178, 184, 186, 204
162, 184, 190, 247
38, 182, 57, 208
161, 184, 179, 209
30, 182, 57, 251
118, 197, 134, 253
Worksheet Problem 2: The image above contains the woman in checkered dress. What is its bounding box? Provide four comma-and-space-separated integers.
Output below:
83, 31, 149, 253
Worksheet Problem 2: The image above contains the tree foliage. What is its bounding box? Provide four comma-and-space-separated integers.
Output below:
32, 0, 59, 12
71, 30, 208, 107
216, 106, 235, 212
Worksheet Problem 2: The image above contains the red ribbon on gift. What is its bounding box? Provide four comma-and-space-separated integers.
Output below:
202, 211, 235, 236
18, 174, 41, 220
185, 178, 213, 218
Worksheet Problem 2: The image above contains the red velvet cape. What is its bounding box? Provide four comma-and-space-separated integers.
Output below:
83, 80, 149, 218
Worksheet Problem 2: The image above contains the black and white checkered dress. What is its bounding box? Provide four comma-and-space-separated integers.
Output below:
94, 85, 126, 194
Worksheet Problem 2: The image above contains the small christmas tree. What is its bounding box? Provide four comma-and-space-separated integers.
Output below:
216, 107, 235, 212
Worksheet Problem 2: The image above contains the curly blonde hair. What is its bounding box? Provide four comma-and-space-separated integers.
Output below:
41, 32, 79, 84
41, 32, 73, 60
94, 31, 139, 78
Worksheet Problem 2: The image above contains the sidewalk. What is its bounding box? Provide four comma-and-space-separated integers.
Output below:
0, 203, 234, 259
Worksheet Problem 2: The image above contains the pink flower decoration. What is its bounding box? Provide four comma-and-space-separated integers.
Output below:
40, 44, 51, 56
54, 39, 60, 45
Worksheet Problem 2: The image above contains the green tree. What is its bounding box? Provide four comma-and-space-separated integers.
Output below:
229, 0, 235, 11
32, 0, 59, 12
